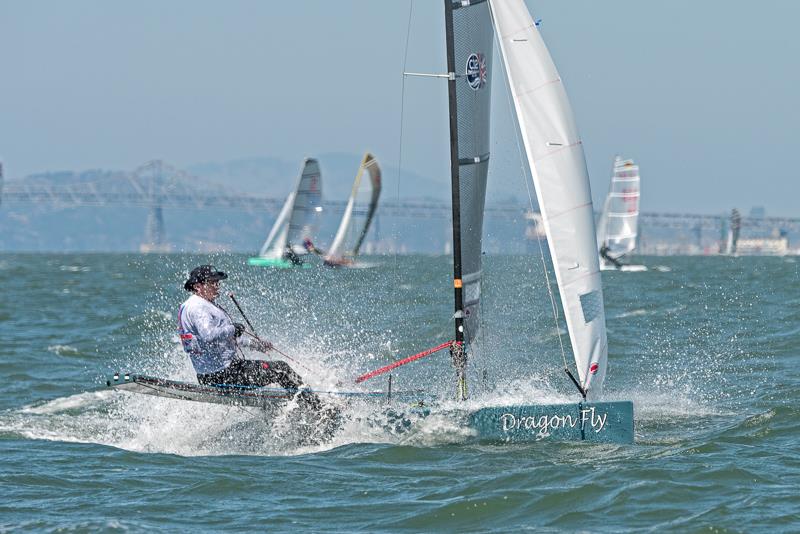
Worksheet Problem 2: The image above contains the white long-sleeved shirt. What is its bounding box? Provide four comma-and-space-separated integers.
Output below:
177, 294, 252, 374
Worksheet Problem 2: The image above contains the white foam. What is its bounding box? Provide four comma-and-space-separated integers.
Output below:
614, 309, 650, 319
21, 391, 112, 414
59, 265, 91, 272
47, 345, 81, 356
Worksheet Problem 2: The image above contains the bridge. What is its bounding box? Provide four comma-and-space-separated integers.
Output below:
2, 160, 798, 251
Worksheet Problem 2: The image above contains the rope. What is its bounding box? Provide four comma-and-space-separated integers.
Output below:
355, 340, 454, 383
239, 330, 315, 375
227, 293, 316, 374
492, 13, 571, 374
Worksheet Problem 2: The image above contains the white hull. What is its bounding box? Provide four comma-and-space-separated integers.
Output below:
600, 263, 648, 272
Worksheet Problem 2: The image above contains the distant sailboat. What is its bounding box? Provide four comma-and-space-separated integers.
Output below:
357, 0, 633, 443
596, 156, 645, 272
323, 153, 382, 267
720, 208, 741, 255
248, 158, 322, 268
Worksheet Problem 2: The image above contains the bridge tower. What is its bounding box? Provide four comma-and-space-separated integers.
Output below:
692, 221, 702, 252
139, 161, 171, 253
143, 205, 167, 252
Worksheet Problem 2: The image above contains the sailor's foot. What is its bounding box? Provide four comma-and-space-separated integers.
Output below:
296, 389, 323, 412
295, 389, 341, 442
317, 403, 341, 438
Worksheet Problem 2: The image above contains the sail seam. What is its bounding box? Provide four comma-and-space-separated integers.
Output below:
512, 77, 560, 99
561, 269, 602, 286
532, 141, 582, 161
542, 201, 592, 222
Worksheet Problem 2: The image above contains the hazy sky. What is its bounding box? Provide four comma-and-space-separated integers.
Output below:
1, 1, 798, 216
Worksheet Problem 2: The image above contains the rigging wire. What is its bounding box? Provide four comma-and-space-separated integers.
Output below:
381, 0, 415, 368
394, 0, 414, 281
378, 0, 420, 375
489, 6, 571, 375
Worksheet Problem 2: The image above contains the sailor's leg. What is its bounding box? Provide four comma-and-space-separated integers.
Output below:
228, 360, 306, 390
260, 360, 304, 390
208, 360, 274, 387
197, 364, 247, 385
199, 361, 305, 390
261, 360, 326, 411
219, 360, 323, 412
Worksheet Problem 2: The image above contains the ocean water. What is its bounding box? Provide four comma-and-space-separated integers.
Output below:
1, 253, 798, 531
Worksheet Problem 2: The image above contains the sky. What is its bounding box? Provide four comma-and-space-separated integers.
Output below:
1, 0, 798, 216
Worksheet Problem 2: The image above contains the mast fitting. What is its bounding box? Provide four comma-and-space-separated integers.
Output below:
449, 340, 466, 369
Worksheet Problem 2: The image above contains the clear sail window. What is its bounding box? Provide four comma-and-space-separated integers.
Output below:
579, 290, 602, 323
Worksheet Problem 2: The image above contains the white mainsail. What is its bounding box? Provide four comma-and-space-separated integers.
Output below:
255, 158, 322, 259
324, 153, 382, 264
597, 156, 641, 267
257, 192, 295, 259
490, 0, 608, 395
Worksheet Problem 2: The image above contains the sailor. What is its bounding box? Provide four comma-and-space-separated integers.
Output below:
599, 243, 622, 269
178, 265, 321, 410
302, 237, 324, 256
283, 244, 303, 265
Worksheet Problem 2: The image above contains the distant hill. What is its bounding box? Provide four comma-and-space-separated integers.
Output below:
2, 154, 527, 253
186, 152, 448, 201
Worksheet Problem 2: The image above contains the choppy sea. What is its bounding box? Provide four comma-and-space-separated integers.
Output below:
1, 253, 798, 531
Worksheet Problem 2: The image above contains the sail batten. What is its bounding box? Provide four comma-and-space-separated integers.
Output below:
490, 0, 608, 396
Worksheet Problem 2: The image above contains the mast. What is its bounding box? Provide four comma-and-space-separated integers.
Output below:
444, 0, 467, 401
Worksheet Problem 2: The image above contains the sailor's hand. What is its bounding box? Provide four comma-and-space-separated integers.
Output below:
253, 340, 274, 353
233, 322, 246, 338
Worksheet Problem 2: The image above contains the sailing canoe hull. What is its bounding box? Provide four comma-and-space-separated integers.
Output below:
600, 263, 648, 272
619, 265, 648, 273
247, 257, 313, 269
106, 374, 416, 406
107, 374, 294, 410
469, 401, 634, 444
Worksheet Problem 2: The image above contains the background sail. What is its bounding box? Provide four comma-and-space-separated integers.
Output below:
490, 0, 608, 395
257, 191, 295, 259
256, 158, 321, 258
451, 0, 494, 345
286, 158, 323, 254
325, 153, 381, 263
597, 156, 640, 260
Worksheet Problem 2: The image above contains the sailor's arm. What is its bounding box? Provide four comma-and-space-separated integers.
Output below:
233, 330, 273, 352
